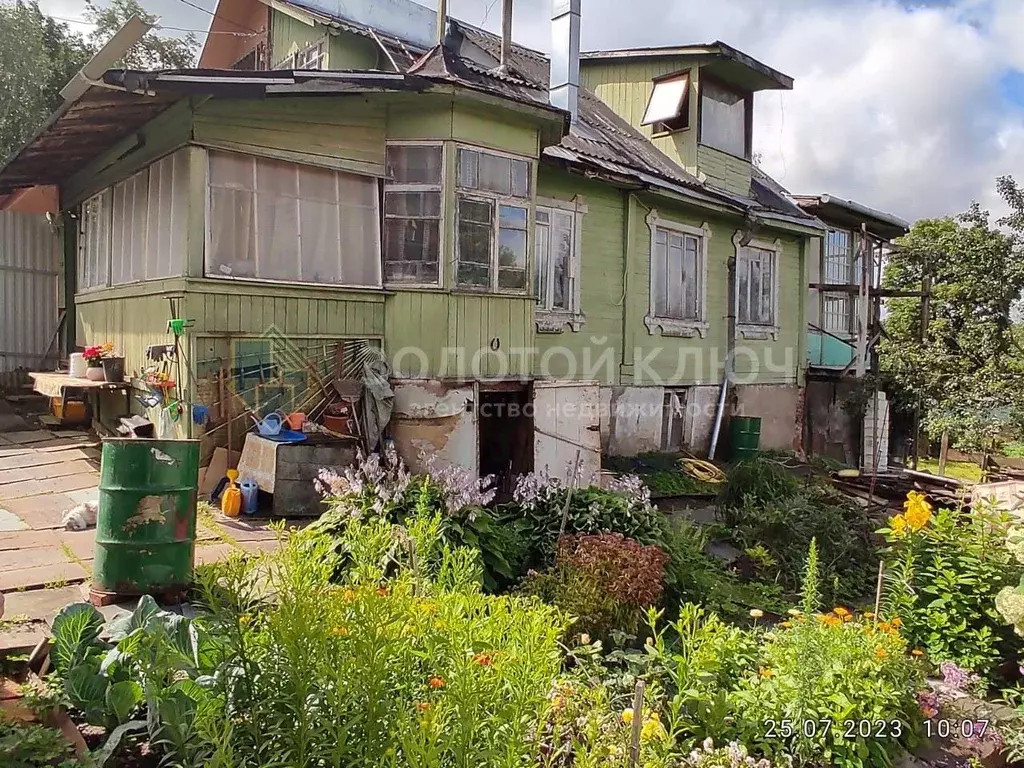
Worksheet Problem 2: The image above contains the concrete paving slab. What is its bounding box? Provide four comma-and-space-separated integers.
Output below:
0, 509, 28, 532
0, 530, 60, 551
56, 530, 95, 562
195, 543, 239, 565
2, 494, 77, 530
0, 451, 88, 471
216, 519, 282, 542
0, 560, 88, 591
2, 431, 55, 445
2, 585, 84, 623
0, 479, 50, 500
0, 546, 69, 571
66, 488, 100, 505
0, 618, 49, 655
36, 438, 100, 453
47, 474, 99, 494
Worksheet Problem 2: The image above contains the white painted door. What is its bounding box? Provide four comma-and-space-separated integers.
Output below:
533, 380, 601, 487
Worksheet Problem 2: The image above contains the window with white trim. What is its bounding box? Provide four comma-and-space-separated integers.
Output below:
737, 245, 777, 326
77, 150, 187, 291
534, 206, 574, 312
652, 227, 703, 321
642, 73, 690, 134
825, 228, 853, 284
384, 143, 442, 285
294, 40, 326, 70
206, 150, 381, 287
455, 147, 532, 292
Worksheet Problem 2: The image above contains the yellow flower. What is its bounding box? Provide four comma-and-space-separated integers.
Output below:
864, 611, 875, 619
780, 621, 793, 628
890, 514, 910, 537
787, 608, 803, 617
621, 708, 634, 725
641, 717, 667, 742
759, 667, 774, 678
903, 492, 933, 531
834, 606, 850, 618
875, 646, 888, 660
239, 614, 251, 626
891, 617, 903, 628
331, 625, 349, 637
342, 589, 357, 603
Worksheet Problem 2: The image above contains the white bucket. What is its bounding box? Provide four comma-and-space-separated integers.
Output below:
69, 353, 88, 378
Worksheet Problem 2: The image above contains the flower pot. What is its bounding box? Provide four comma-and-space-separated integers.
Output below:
101, 356, 125, 383
86, 365, 106, 381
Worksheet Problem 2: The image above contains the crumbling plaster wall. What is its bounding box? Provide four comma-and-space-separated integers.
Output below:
389, 380, 476, 476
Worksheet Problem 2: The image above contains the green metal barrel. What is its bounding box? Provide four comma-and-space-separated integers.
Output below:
92, 439, 199, 603
730, 416, 762, 461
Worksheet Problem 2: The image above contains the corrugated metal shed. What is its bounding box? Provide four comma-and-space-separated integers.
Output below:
0, 212, 61, 380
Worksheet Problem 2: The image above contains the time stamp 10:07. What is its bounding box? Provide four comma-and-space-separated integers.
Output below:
763, 719, 990, 740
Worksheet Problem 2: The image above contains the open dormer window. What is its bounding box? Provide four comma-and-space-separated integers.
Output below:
642, 73, 690, 133
699, 77, 751, 158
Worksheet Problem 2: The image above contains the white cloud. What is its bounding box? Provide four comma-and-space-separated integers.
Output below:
449, 0, 1024, 223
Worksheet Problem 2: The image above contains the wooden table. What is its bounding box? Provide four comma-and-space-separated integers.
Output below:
29, 372, 132, 433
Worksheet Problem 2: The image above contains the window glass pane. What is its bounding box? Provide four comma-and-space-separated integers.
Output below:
643, 74, 689, 126
511, 159, 530, 198
666, 234, 683, 319
255, 158, 299, 282
298, 165, 340, 283
701, 79, 747, 157
387, 145, 443, 185
653, 229, 668, 317
551, 212, 573, 310
498, 204, 528, 291
335, 172, 380, 286
737, 251, 750, 323
457, 196, 492, 287
760, 252, 774, 323
683, 235, 698, 319
534, 219, 550, 305
385, 220, 440, 283
458, 148, 479, 189
479, 152, 511, 195
385, 191, 441, 217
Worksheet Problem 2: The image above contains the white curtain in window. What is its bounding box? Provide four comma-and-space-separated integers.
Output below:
207, 151, 380, 286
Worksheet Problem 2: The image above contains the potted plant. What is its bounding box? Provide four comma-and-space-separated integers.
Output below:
82, 344, 107, 381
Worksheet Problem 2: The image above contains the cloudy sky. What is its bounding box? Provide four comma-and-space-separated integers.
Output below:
38, 0, 1024, 224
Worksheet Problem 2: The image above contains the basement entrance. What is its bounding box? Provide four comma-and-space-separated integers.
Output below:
477, 383, 533, 497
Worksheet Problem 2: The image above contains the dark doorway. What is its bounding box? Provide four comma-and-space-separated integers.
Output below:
478, 385, 533, 499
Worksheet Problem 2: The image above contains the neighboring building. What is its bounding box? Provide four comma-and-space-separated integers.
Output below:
792, 194, 910, 467
0, 0, 824, 488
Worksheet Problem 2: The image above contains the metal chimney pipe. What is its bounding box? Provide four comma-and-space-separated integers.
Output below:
498, 0, 513, 73
437, 0, 448, 44
549, 0, 581, 122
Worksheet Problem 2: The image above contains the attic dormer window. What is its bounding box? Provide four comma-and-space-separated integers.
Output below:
641, 73, 690, 134
699, 77, 751, 158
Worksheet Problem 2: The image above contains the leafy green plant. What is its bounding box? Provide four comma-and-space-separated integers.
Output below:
717, 456, 801, 518
505, 471, 664, 569
880, 499, 1024, 677
181, 511, 567, 767
0, 718, 88, 768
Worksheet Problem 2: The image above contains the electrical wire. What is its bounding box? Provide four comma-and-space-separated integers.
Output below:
46, 12, 259, 36
168, 0, 260, 34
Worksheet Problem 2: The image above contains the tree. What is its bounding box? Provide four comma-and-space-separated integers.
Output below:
0, 1, 91, 161
879, 182, 1024, 452
85, 0, 198, 70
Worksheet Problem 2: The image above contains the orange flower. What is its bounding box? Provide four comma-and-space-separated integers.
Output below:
376, 587, 389, 597
879, 621, 892, 632
416, 701, 431, 712
911, 649, 924, 657
891, 617, 903, 628
875, 646, 888, 660
428, 676, 446, 689
818, 614, 841, 627
834, 606, 850, 618
473, 652, 493, 667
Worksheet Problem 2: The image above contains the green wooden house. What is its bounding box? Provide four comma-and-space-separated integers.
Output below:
0, 0, 825, 487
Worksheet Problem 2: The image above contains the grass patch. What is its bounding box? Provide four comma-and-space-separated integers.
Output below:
1000, 441, 1024, 458
916, 458, 984, 483
603, 452, 720, 497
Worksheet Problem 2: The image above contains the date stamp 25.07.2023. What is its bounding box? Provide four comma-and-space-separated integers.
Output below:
762, 719, 991, 740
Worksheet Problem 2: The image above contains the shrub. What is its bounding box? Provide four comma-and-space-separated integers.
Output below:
522, 533, 668, 640
880, 496, 1024, 677
506, 470, 664, 569
717, 457, 801, 518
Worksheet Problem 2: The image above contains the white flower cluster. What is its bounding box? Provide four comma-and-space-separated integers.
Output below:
678, 739, 786, 768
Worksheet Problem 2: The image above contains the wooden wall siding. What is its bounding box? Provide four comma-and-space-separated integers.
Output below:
77, 290, 184, 384
328, 30, 383, 70
581, 59, 699, 172
182, 280, 385, 338
192, 98, 388, 177
697, 145, 752, 197
63, 99, 194, 208
623, 194, 804, 387
386, 291, 535, 379
535, 168, 626, 384
385, 100, 542, 158
269, 12, 326, 67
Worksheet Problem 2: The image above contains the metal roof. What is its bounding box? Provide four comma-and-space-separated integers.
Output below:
580, 41, 793, 91
792, 194, 910, 241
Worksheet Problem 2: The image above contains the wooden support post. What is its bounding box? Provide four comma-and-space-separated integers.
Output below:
937, 430, 949, 476
628, 679, 645, 768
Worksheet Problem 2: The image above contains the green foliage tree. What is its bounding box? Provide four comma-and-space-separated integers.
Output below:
85, 0, 198, 71
0, 1, 91, 161
879, 181, 1024, 451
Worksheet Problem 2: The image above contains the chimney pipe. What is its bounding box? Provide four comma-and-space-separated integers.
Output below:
498, 0, 513, 74
437, 0, 448, 45
549, 0, 581, 123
